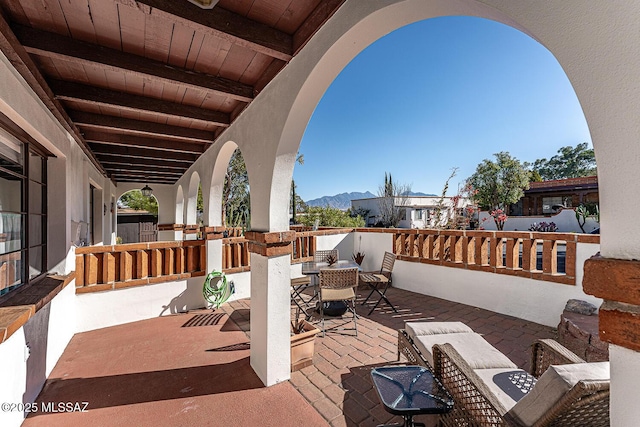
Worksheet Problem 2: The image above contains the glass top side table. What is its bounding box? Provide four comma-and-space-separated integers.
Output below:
370, 365, 454, 427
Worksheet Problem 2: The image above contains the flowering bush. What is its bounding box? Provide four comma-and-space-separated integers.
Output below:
529, 221, 558, 232
489, 208, 508, 230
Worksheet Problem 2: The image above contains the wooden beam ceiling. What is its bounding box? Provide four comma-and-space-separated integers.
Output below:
49, 80, 230, 126
113, 0, 293, 61
82, 130, 206, 154
96, 155, 192, 169
69, 111, 214, 144
89, 143, 199, 162
14, 24, 254, 103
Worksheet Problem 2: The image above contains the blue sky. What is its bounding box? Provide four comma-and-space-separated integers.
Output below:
293, 16, 592, 201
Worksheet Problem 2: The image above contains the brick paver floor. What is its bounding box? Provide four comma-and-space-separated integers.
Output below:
221, 287, 557, 427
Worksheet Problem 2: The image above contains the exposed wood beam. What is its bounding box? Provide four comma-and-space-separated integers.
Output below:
96, 154, 192, 168
105, 168, 182, 178
0, 13, 107, 176
113, 176, 177, 184
101, 161, 186, 175
89, 142, 198, 162
49, 80, 230, 127
14, 25, 254, 103
69, 111, 214, 144
114, 0, 292, 61
293, 0, 346, 55
83, 130, 206, 154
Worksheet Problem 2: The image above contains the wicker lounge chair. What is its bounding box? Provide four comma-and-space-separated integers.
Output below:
398, 323, 610, 426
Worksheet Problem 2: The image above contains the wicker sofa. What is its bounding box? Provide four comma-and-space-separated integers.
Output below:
398, 322, 610, 427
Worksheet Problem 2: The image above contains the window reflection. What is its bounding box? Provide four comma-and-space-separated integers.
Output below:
0, 251, 21, 295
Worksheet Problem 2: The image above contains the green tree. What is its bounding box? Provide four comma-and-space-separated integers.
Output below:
298, 206, 365, 228
376, 172, 411, 227
119, 190, 158, 216
223, 149, 250, 228
531, 143, 597, 180
291, 153, 305, 224
467, 152, 530, 211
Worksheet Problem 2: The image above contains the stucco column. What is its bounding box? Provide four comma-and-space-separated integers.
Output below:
203, 227, 225, 274
245, 231, 294, 386
583, 255, 640, 425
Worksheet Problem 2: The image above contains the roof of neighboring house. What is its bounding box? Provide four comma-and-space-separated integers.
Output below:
526, 176, 598, 193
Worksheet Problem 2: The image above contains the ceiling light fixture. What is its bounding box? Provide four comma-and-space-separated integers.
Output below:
141, 184, 153, 198
186, 0, 219, 9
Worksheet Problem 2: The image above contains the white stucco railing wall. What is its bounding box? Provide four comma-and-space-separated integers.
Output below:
353, 230, 600, 327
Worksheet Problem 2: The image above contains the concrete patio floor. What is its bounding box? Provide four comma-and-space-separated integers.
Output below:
23, 287, 556, 427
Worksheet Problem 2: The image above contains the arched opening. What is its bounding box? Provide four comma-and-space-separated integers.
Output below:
185, 172, 201, 227
175, 185, 184, 226
116, 189, 159, 244
209, 142, 251, 232
295, 16, 593, 233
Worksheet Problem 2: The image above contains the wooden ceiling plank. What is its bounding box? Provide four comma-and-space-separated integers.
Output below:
50, 79, 230, 126
55, 0, 98, 43
184, 30, 206, 71
254, 58, 286, 94
293, 0, 346, 55
0, 12, 107, 176
15, 25, 255, 102
218, 42, 256, 81
167, 23, 196, 69
113, 177, 177, 184
113, 0, 293, 61
107, 167, 184, 178
102, 162, 185, 174
87, 0, 122, 50
90, 142, 198, 162
82, 130, 206, 154
143, 8, 173, 63
116, 2, 146, 57
97, 154, 192, 168
69, 111, 214, 143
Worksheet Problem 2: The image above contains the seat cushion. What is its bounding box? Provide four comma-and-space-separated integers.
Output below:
321, 287, 355, 301
474, 368, 537, 413
405, 321, 473, 340
415, 332, 517, 369
507, 362, 610, 426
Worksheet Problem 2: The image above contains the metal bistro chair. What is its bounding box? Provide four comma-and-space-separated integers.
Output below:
318, 267, 359, 337
359, 251, 397, 315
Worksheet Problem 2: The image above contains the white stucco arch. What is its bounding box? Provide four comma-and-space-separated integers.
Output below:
175, 185, 184, 225
207, 141, 239, 227
185, 172, 201, 226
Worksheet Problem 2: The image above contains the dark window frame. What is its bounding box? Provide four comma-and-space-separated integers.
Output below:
0, 117, 49, 296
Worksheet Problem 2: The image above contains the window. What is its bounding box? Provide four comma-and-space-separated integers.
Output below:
0, 126, 47, 296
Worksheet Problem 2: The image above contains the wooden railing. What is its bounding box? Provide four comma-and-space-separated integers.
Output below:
222, 237, 250, 273
392, 229, 598, 285
75, 240, 206, 293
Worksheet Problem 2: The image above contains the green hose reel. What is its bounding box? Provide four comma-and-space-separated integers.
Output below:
203, 270, 235, 309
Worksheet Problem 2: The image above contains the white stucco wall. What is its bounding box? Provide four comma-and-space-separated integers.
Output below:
75, 278, 207, 332
0, 282, 76, 427
479, 209, 600, 233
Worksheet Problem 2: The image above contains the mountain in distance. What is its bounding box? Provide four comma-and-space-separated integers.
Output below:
305, 191, 435, 210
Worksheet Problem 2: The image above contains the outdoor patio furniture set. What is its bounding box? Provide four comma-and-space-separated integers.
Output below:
398, 321, 610, 426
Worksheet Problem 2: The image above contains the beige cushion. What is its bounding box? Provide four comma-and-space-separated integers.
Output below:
474, 368, 535, 413
415, 332, 517, 369
405, 321, 473, 340
321, 287, 355, 301
508, 362, 610, 426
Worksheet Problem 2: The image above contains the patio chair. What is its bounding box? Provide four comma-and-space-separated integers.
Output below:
314, 249, 339, 263
318, 267, 359, 337
397, 322, 609, 426
359, 251, 397, 314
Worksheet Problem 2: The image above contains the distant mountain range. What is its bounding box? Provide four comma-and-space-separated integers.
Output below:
305, 191, 435, 210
